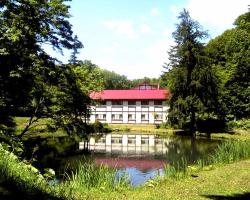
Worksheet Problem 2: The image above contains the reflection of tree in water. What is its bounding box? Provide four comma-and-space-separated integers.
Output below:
163, 137, 221, 166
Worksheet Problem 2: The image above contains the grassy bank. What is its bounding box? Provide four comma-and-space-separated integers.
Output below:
0, 144, 129, 200
109, 124, 175, 134
1, 139, 250, 199
0, 144, 69, 200
79, 140, 250, 199
105, 159, 250, 200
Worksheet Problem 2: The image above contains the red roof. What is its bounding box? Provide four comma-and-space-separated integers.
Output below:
95, 158, 166, 170
90, 89, 169, 100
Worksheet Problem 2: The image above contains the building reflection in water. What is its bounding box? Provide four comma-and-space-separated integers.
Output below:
80, 133, 170, 156
79, 134, 170, 171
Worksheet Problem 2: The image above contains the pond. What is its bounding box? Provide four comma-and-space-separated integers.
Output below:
27, 133, 222, 187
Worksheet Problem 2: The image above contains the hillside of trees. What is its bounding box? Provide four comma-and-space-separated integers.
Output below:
0, 0, 249, 148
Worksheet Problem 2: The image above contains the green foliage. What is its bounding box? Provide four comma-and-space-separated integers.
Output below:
0, 0, 88, 141
0, 144, 69, 199
155, 122, 171, 129
66, 163, 130, 192
209, 140, 250, 164
227, 119, 250, 130
163, 9, 222, 132
89, 121, 112, 133
0, 144, 129, 199
206, 12, 250, 120
164, 140, 250, 180
102, 69, 132, 89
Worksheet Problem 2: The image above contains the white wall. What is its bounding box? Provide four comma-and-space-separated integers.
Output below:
90, 100, 169, 124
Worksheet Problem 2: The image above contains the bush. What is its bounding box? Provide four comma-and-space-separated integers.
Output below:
89, 121, 111, 133
227, 119, 250, 130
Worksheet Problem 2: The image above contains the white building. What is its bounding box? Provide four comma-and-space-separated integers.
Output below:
79, 133, 170, 155
89, 82, 170, 124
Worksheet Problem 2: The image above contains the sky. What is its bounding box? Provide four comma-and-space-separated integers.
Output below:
47, 0, 249, 79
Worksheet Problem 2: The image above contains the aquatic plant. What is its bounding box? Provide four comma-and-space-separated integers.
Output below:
66, 162, 130, 192
164, 140, 250, 179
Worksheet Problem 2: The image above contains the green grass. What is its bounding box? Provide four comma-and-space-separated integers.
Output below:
81, 140, 250, 199
211, 129, 250, 140
5, 117, 250, 199
65, 163, 130, 196
14, 117, 68, 138
0, 144, 129, 199
112, 160, 250, 200
0, 144, 69, 199
109, 123, 176, 135
163, 140, 250, 181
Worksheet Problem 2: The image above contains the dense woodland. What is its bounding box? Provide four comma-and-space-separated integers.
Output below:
0, 0, 249, 150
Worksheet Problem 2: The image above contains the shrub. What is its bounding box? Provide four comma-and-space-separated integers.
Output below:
227, 119, 250, 130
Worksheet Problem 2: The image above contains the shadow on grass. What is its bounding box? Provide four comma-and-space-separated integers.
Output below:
203, 192, 250, 200
0, 185, 65, 200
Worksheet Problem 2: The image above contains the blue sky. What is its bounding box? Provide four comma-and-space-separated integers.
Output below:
48, 0, 249, 79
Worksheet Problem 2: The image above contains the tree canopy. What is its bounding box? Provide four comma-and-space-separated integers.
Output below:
0, 0, 96, 143
163, 9, 222, 133
206, 11, 250, 120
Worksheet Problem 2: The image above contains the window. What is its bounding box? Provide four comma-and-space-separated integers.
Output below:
97, 138, 106, 143
111, 137, 122, 144
128, 100, 136, 105
128, 136, 136, 144
141, 138, 149, 145
95, 114, 106, 120
155, 114, 163, 120
154, 100, 163, 105
112, 101, 123, 105
141, 114, 148, 120
128, 114, 135, 120
112, 114, 123, 120
141, 100, 149, 105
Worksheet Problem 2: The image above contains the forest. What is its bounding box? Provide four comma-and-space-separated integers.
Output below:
0, 1, 249, 146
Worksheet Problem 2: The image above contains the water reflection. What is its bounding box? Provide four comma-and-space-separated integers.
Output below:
80, 134, 170, 156
78, 133, 221, 186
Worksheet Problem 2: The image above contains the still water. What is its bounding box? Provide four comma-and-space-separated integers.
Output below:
78, 133, 221, 186
27, 133, 221, 187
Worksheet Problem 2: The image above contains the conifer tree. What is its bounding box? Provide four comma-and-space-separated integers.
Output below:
163, 9, 221, 133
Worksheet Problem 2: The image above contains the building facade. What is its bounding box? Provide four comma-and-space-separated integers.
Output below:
89, 83, 169, 124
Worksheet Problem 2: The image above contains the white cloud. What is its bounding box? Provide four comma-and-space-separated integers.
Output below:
187, 0, 249, 36
140, 24, 151, 33
102, 19, 136, 39
142, 39, 174, 77
150, 7, 160, 17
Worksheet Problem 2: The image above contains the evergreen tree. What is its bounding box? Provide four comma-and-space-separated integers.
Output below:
163, 9, 221, 133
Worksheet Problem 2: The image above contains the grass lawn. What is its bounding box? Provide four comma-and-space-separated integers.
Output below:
211, 129, 250, 140
14, 117, 68, 138
108, 123, 176, 134
82, 159, 250, 200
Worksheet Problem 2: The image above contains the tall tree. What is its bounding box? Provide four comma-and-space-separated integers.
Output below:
163, 9, 221, 133
0, 0, 82, 138
206, 12, 250, 120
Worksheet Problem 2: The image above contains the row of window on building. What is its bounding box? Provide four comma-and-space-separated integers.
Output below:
96, 137, 164, 145
95, 113, 163, 121
108, 100, 164, 106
